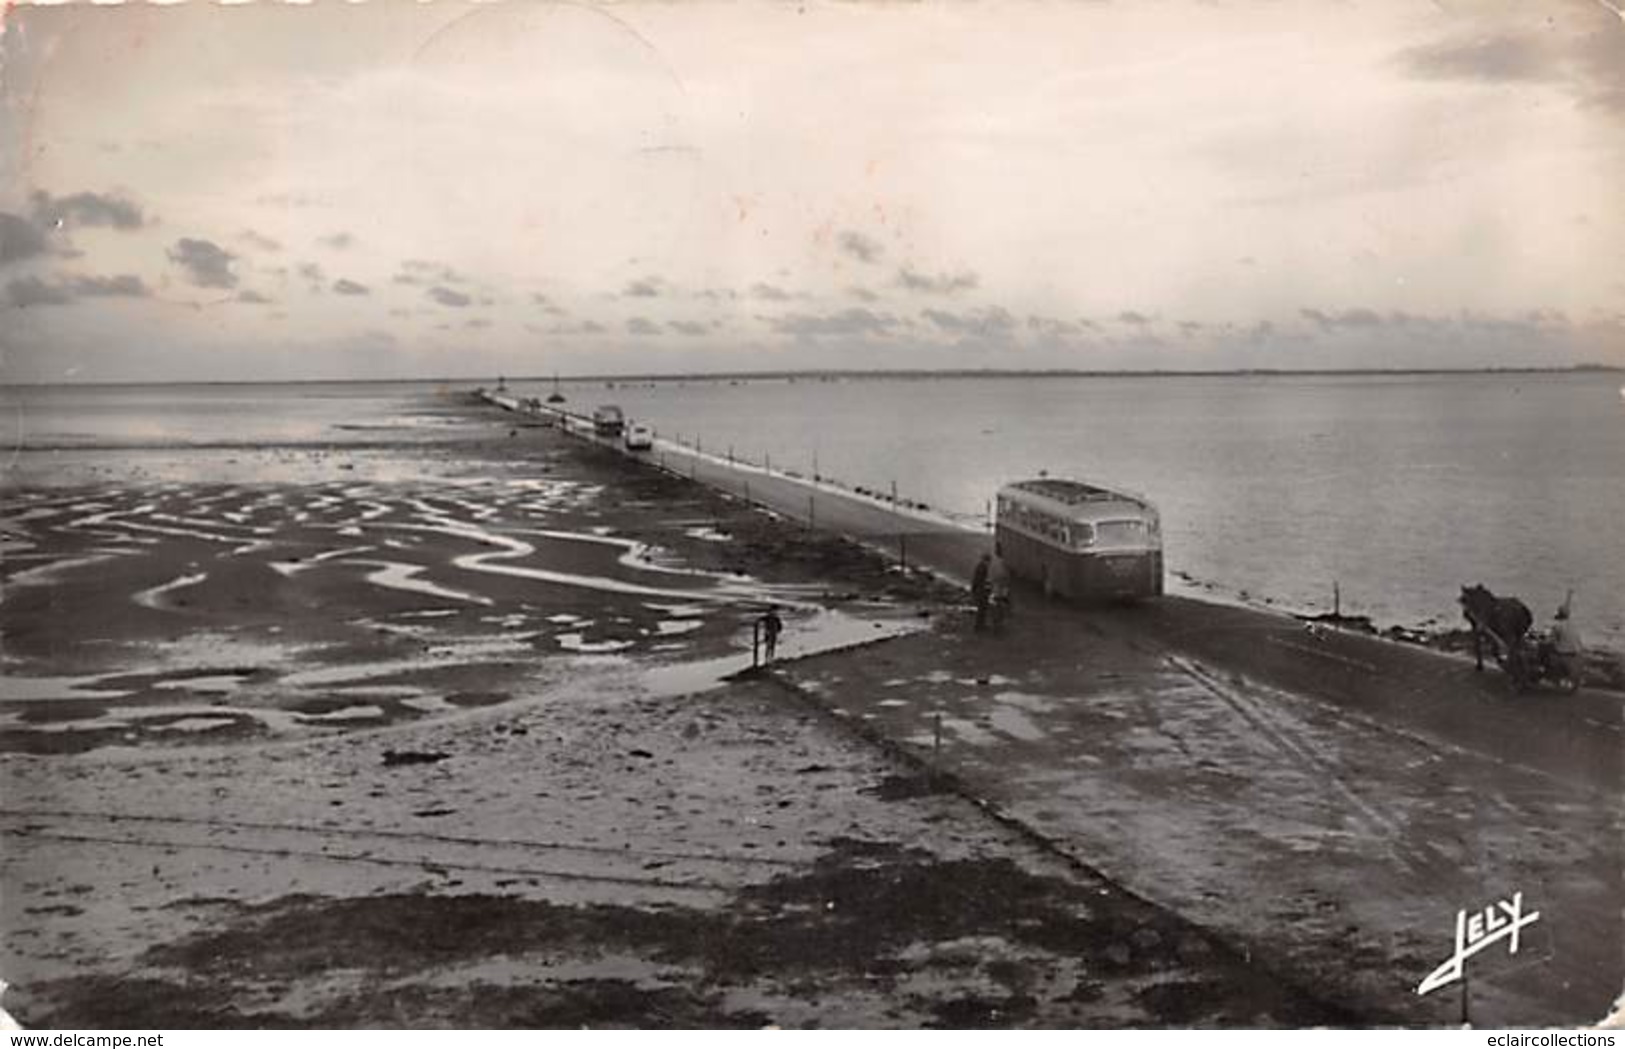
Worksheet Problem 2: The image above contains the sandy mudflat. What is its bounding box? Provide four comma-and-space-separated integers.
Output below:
1, 392, 1356, 1027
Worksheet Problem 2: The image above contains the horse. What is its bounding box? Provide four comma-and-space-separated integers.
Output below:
1459, 584, 1533, 674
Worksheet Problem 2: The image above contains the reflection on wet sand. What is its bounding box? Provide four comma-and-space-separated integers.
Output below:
0, 469, 916, 754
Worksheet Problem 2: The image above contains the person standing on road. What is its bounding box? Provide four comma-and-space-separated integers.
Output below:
761, 606, 784, 663
1548, 602, 1583, 679
988, 546, 1012, 633
971, 552, 992, 631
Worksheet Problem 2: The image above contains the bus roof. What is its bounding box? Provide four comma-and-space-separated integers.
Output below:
999, 478, 1155, 517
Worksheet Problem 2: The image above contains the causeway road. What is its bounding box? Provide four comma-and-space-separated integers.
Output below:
492, 392, 1624, 1027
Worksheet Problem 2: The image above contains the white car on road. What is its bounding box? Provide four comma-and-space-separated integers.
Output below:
624, 423, 654, 451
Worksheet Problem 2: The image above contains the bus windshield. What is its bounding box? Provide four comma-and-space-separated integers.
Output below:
1093, 520, 1151, 546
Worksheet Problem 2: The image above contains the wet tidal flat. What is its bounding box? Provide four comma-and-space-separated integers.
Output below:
0, 394, 1359, 1027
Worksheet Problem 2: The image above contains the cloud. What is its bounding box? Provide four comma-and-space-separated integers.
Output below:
1027, 315, 1083, 339
237, 289, 274, 304
1399, 32, 1558, 83
237, 229, 282, 252
623, 277, 663, 298
1300, 307, 1387, 330
465, 318, 491, 329
765, 308, 900, 339
627, 316, 661, 335
427, 285, 471, 308
394, 259, 466, 286
3, 272, 147, 307
1396, 19, 1625, 112
896, 266, 978, 295
541, 320, 608, 336
1117, 310, 1154, 327
332, 278, 370, 296
5, 276, 73, 307
0, 213, 49, 268
837, 230, 885, 264
668, 320, 711, 336
921, 306, 1018, 340
30, 190, 145, 230
70, 274, 147, 298
847, 286, 879, 303
255, 191, 326, 208
318, 232, 355, 250
297, 262, 325, 284
167, 238, 238, 289
750, 282, 793, 302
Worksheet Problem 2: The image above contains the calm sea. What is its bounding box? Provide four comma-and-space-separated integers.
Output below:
0, 380, 459, 449
515, 371, 1625, 649
5, 373, 1621, 649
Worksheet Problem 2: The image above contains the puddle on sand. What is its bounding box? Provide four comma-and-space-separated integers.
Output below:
131, 571, 209, 611
770, 608, 925, 662
152, 674, 253, 694
352, 559, 494, 606
148, 632, 324, 670
296, 704, 387, 722
278, 634, 536, 688
555, 633, 637, 654
0, 675, 133, 702
644, 602, 708, 618
988, 705, 1047, 742
993, 691, 1059, 714
153, 717, 241, 733
937, 717, 1000, 747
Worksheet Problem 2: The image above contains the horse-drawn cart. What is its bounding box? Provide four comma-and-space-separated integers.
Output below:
1459, 584, 1580, 694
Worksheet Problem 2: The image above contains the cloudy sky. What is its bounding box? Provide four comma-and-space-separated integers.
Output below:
2, 0, 1623, 382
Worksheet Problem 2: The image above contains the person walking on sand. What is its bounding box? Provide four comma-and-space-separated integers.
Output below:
988, 546, 1012, 633
761, 606, 784, 663
971, 552, 992, 631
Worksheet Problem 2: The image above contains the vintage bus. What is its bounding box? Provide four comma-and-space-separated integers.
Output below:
994, 478, 1163, 600
591, 405, 626, 437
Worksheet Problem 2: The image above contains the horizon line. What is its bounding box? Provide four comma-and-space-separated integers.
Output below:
7, 363, 1621, 388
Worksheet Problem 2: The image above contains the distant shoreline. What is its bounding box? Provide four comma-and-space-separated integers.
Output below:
7, 363, 1621, 389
